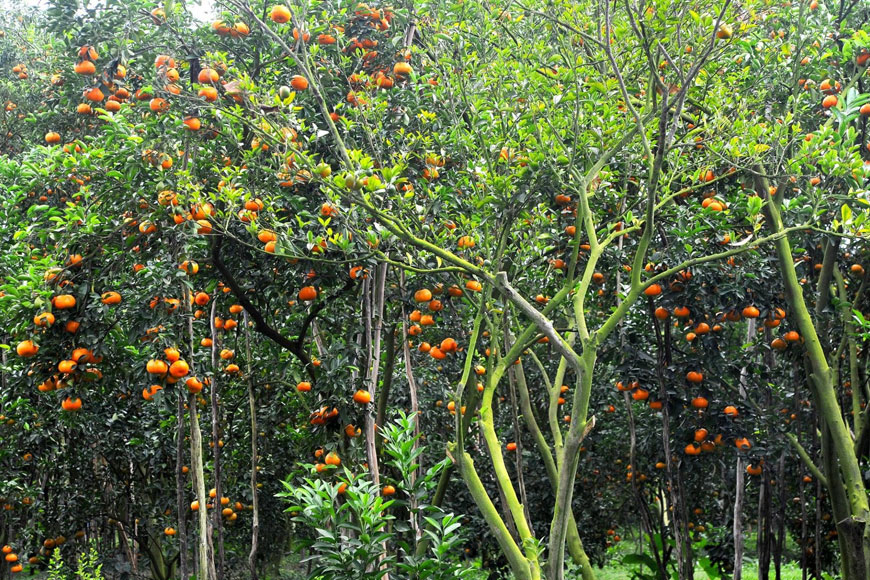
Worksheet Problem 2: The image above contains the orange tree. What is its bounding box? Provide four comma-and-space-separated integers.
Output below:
0, 0, 867, 579
688, 0, 870, 576
210, 0, 853, 579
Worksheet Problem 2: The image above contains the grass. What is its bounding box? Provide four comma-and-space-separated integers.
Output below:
597, 560, 808, 580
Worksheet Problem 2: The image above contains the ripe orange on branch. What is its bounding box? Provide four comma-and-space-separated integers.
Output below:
270, 5, 292, 24
146, 359, 169, 375
16, 340, 38, 357
298, 286, 317, 301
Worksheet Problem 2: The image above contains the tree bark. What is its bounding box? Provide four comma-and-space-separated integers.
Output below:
243, 313, 259, 580
773, 452, 786, 580
624, 390, 666, 579
757, 470, 771, 579
734, 456, 745, 580
362, 264, 387, 486
188, 393, 216, 580
176, 394, 189, 580
209, 301, 226, 580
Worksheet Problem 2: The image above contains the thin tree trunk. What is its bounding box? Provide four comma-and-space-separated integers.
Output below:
364, 263, 388, 486
505, 317, 533, 535
648, 298, 689, 579
812, 411, 821, 580
176, 292, 198, 580
176, 394, 189, 580
399, 271, 422, 541
814, 475, 821, 578
758, 173, 870, 579
364, 263, 389, 579
189, 388, 217, 580
756, 321, 771, 580
773, 451, 786, 580
243, 313, 259, 580
375, 322, 398, 453
800, 461, 807, 580
209, 303, 226, 580
511, 358, 594, 579
115, 521, 138, 576
187, 295, 217, 580
507, 371, 533, 535
734, 456, 745, 580
757, 472, 771, 579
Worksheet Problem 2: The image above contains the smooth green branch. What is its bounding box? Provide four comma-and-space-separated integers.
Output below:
785, 433, 829, 488
494, 272, 583, 376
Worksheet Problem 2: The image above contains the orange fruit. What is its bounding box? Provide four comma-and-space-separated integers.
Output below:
169, 360, 190, 378
15, 340, 38, 358
186, 377, 204, 394
74, 61, 96, 75
149, 97, 169, 112
270, 5, 291, 23
101, 291, 121, 305
184, 117, 201, 131
691, 396, 709, 409
290, 75, 309, 90
61, 397, 82, 412
198, 68, 219, 84
298, 286, 318, 301
146, 359, 169, 375
34, 312, 55, 327
393, 62, 412, 77
741, 305, 760, 318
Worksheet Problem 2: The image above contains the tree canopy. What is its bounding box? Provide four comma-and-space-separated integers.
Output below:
0, 0, 868, 579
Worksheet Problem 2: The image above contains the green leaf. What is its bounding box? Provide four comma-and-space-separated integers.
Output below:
841, 204, 853, 224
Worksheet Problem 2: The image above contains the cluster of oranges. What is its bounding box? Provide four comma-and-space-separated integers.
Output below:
0, 533, 83, 573
143, 348, 193, 400
407, 284, 481, 361
18, 264, 114, 411
189, 488, 250, 523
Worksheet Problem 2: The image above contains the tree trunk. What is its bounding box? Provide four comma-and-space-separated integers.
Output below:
188, 393, 217, 580
757, 470, 771, 579
650, 298, 691, 579
362, 265, 387, 487
243, 313, 259, 580
399, 270, 422, 542
176, 394, 189, 580
624, 390, 666, 579
734, 456, 745, 580
773, 452, 786, 580
209, 301, 226, 580
511, 355, 594, 580
505, 319, 533, 535
758, 173, 870, 579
